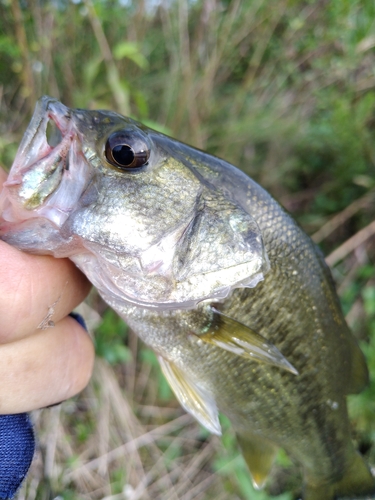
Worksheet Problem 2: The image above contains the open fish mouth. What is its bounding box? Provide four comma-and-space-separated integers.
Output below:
5, 97, 73, 180
0, 97, 92, 227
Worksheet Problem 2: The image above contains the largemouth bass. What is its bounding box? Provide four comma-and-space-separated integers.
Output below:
0, 96, 374, 499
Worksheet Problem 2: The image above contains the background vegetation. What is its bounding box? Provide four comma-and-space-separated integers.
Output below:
1, 0, 375, 498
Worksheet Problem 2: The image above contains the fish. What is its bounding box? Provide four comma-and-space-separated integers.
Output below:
0, 96, 374, 500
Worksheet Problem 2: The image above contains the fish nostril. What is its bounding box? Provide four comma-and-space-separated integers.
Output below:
46, 117, 63, 148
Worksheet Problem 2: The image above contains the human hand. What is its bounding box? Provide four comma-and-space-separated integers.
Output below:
0, 167, 94, 414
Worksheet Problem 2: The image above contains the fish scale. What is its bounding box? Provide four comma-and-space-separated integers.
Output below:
0, 96, 374, 499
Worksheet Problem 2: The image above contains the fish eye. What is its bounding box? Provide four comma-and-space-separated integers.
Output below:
105, 130, 150, 170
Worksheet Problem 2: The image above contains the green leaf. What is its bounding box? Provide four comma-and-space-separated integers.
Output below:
113, 41, 148, 69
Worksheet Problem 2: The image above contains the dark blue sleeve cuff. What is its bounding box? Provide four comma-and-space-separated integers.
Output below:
69, 312, 87, 331
0, 413, 35, 500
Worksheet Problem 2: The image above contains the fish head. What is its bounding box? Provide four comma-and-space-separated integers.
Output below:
0, 96, 268, 310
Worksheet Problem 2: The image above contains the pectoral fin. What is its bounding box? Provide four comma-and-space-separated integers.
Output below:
237, 433, 278, 490
199, 308, 298, 375
158, 356, 221, 436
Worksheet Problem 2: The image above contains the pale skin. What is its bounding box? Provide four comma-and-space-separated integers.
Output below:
0, 167, 95, 414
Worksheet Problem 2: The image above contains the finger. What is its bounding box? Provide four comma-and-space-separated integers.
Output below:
0, 316, 95, 413
0, 240, 91, 343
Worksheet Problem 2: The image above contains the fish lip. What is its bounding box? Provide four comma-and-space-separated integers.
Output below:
39, 95, 71, 122
44, 96, 72, 135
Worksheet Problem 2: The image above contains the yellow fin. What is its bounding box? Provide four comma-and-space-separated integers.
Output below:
237, 433, 278, 490
199, 308, 298, 375
158, 356, 221, 435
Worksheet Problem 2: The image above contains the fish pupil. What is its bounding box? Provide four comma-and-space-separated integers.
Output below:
112, 144, 134, 167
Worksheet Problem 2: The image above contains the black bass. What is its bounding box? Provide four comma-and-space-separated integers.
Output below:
0, 97, 373, 500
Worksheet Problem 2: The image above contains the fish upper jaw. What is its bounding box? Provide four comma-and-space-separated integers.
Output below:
0, 96, 93, 229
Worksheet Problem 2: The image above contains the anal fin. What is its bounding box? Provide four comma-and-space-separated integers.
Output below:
237, 433, 278, 490
158, 355, 221, 435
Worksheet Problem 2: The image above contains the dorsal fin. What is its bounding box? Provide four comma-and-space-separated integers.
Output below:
158, 356, 221, 435
236, 433, 279, 490
198, 308, 298, 375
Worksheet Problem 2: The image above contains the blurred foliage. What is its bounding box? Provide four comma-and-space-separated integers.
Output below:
1, 0, 375, 499
95, 308, 131, 365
